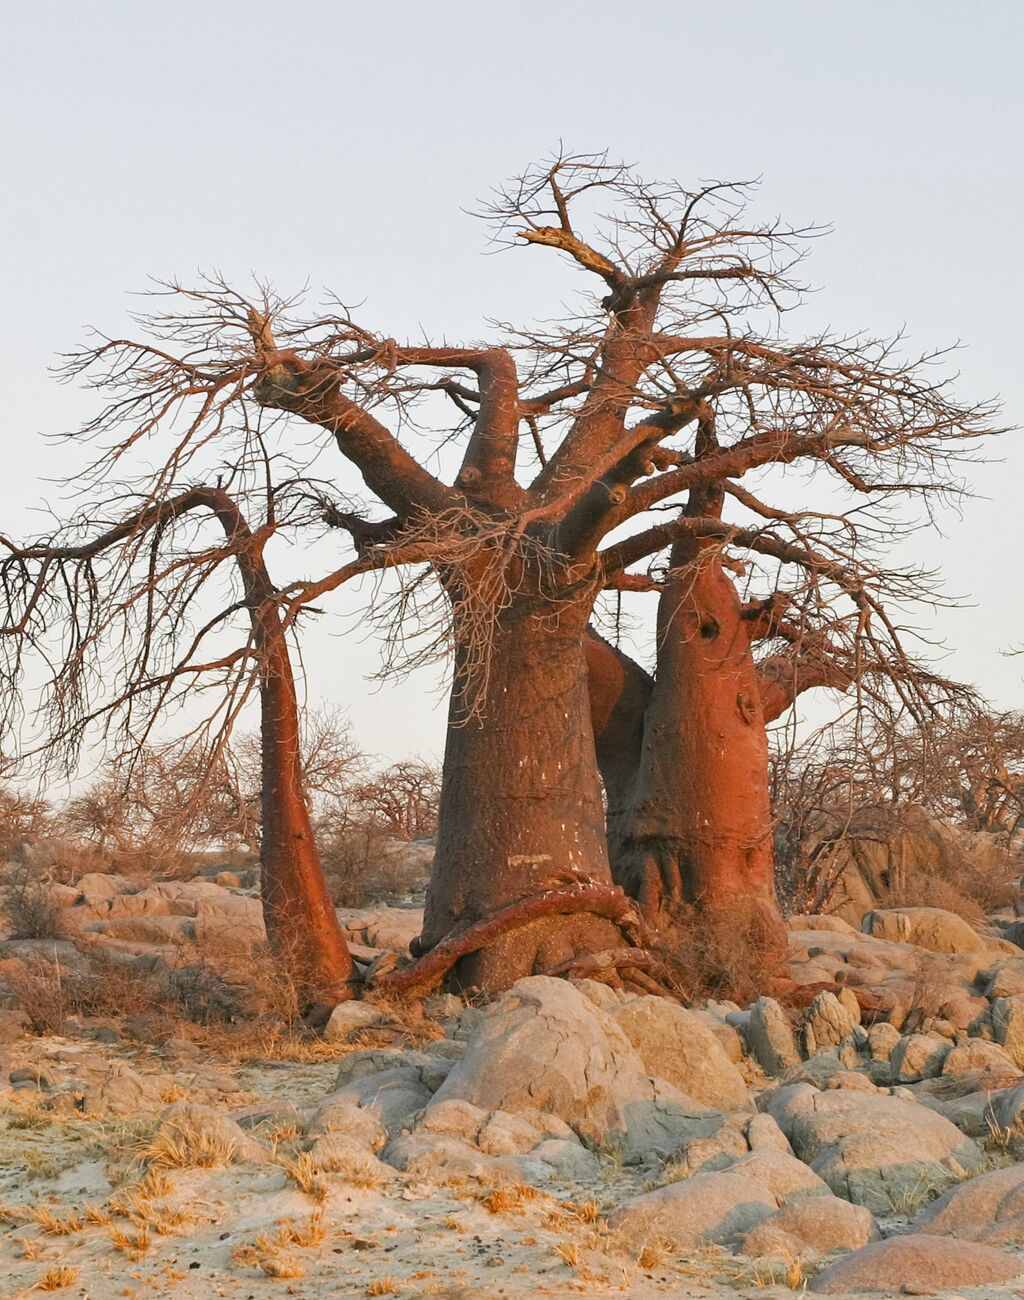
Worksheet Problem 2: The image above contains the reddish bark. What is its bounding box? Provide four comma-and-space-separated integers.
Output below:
209, 493, 356, 1010
421, 590, 626, 992
47, 166, 990, 1002
3, 486, 357, 1009
376, 881, 635, 998
585, 628, 653, 839
611, 490, 788, 976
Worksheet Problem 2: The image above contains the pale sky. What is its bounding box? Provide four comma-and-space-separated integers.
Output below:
1, 0, 1022, 776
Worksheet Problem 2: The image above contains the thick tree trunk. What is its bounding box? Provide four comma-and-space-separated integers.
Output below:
613, 535, 787, 980
258, 630, 356, 1009
422, 592, 625, 993
584, 628, 653, 845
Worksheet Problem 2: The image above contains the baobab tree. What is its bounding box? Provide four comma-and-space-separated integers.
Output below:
587, 464, 967, 980
6, 153, 998, 994
0, 479, 418, 1010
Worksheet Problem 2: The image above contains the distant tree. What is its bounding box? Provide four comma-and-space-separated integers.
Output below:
350, 759, 441, 841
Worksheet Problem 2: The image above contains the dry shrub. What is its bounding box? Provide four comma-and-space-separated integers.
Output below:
479, 1184, 542, 1214
0, 861, 66, 940
321, 823, 430, 908
657, 899, 781, 1004
5, 945, 174, 1034
882, 848, 1020, 921
885, 870, 988, 924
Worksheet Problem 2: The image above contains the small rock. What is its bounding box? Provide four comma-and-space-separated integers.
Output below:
322, 1001, 388, 1043
746, 997, 801, 1076
150, 1102, 270, 1164
825, 1070, 879, 1092
862, 908, 991, 955
612, 995, 751, 1111
788, 1088, 986, 1212
306, 1097, 387, 1151
746, 1112, 793, 1154
984, 958, 1024, 1000
990, 994, 1024, 1068
742, 1194, 876, 1258
477, 1110, 544, 1156
10, 1064, 55, 1088
726, 1149, 829, 1201
912, 1162, 1024, 1244
306, 1131, 391, 1181
803, 992, 857, 1056
419, 1098, 487, 1143
941, 1038, 1017, 1076
866, 1021, 902, 1063
891, 1033, 951, 1083
328, 1067, 432, 1137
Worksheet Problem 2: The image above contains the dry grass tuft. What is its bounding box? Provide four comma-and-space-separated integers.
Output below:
366, 1278, 401, 1297
25, 1206, 83, 1237
233, 1214, 325, 1281
138, 1117, 238, 1170
551, 1240, 579, 1268
636, 1237, 670, 1270
37, 1265, 81, 1291
277, 1209, 327, 1248
108, 1222, 152, 1258
562, 1197, 602, 1223
277, 1151, 331, 1203
479, 1183, 542, 1214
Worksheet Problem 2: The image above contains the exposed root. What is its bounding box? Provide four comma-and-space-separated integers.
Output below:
541, 947, 686, 1001
371, 881, 643, 999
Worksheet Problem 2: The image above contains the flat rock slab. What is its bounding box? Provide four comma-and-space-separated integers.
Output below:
810, 1232, 1024, 1293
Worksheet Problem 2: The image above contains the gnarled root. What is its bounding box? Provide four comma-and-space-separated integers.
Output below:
371, 881, 644, 1000
540, 946, 686, 1001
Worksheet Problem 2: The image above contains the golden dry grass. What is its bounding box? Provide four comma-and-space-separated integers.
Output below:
277, 1151, 331, 1202
479, 1183, 543, 1214
37, 1265, 81, 1291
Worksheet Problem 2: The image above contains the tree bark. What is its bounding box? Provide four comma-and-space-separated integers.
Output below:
422, 589, 625, 993
258, 626, 356, 1008
202, 491, 355, 1010
584, 628, 652, 847
611, 530, 788, 979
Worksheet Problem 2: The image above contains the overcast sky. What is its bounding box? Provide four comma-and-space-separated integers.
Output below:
1, 0, 1021, 776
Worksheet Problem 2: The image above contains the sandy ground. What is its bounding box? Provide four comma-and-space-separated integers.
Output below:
0, 1035, 805, 1300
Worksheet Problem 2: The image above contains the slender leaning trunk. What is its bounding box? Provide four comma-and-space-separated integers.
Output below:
613, 535, 787, 979
257, 623, 356, 1007
422, 591, 624, 993
205, 491, 355, 1010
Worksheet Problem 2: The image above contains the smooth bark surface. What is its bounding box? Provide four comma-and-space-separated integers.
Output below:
207, 492, 355, 1008
613, 527, 787, 971
585, 628, 653, 843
